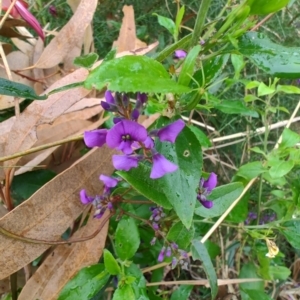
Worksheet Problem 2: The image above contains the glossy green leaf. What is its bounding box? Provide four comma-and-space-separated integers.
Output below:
84, 56, 190, 93
11, 170, 56, 203
74, 53, 99, 69
166, 222, 195, 249
257, 82, 275, 97
178, 45, 201, 87
268, 160, 294, 178
215, 100, 259, 117
113, 284, 135, 300
115, 217, 140, 261
58, 264, 110, 300
188, 125, 211, 148
282, 220, 300, 249
154, 14, 176, 36
117, 164, 172, 209
204, 240, 221, 259
238, 32, 300, 78
280, 128, 300, 149
231, 54, 245, 79
191, 240, 218, 299
195, 182, 244, 218
103, 249, 121, 275
0, 78, 47, 100
237, 161, 266, 180
247, 0, 289, 15
170, 285, 193, 300
154, 119, 202, 228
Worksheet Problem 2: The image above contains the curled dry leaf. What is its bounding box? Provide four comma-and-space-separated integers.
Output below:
34, 0, 97, 69
18, 210, 110, 300
113, 5, 147, 53
0, 146, 115, 280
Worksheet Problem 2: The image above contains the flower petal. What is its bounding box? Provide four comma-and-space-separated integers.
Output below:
150, 153, 178, 179
203, 172, 217, 192
200, 199, 213, 209
143, 136, 154, 149
84, 129, 107, 148
99, 174, 118, 188
15, 1, 44, 40
137, 92, 148, 104
157, 119, 185, 143
118, 140, 134, 154
80, 189, 93, 204
112, 155, 139, 171
174, 49, 187, 59
105, 90, 115, 104
106, 120, 147, 151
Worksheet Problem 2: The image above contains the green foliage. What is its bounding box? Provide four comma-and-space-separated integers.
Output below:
74, 53, 99, 69
103, 249, 121, 275
0, 78, 47, 100
58, 264, 110, 300
84, 55, 190, 93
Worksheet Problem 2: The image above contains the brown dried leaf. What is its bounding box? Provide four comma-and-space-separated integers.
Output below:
0, 146, 115, 280
34, 0, 97, 69
113, 5, 147, 53
18, 210, 109, 300
0, 18, 28, 38
3, 67, 90, 170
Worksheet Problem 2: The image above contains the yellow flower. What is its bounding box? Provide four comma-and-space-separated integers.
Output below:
265, 238, 279, 258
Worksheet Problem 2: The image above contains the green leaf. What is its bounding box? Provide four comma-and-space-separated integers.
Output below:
231, 54, 245, 79
178, 45, 201, 87
277, 84, 300, 94
58, 264, 110, 300
103, 249, 121, 275
237, 161, 266, 180
117, 164, 172, 209
175, 6, 185, 39
125, 264, 149, 300
188, 125, 211, 147
215, 100, 259, 117
166, 222, 195, 249
282, 220, 300, 249
242, 289, 272, 300
154, 119, 202, 228
84, 55, 190, 94
238, 32, 300, 78
11, 170, 56, 203
204, 240, 221, 259
280, 128, 300, 149
257, 82, 275, 97
154, 14, 176, 36
268, 160, 294, 178
0, 77, 47, 100
191, 240, 218, 299
170, 285, 193, 300
115, 217, 140, 260
247, 0, 289, 15
239, 262, 264, 292
74, 53, 99, 69
195, 182, 244, 218
48, 81, 85, 95
113, 284, 135, 300
226, 192, 249, 223
269, 266, 291, 280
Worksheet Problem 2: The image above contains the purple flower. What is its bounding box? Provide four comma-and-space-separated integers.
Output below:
107, 202, 113, 210
131, 108, 140, 121
80, 189, 94, 204
137, 92, 148, 104
174, 49, 187, 59
49, 5, 57, 17
202, 172, 217, 193
166, 247, 172, 257
106, 120, 148, 154
105, 91, 115, 104
197, 172, 217, 209
150, 152, 178, 179
158, 246, 166, 262
112, 154, 140, 171
99, 175, 119, 188
83, 129, 107, 148
156, 119, 185, 143
171, 257, 178, 269
152, 222, 159, 231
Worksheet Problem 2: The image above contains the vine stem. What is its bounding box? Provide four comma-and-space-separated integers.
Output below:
190, 0, 213, 47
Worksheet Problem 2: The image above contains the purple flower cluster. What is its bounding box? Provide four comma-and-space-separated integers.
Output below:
149, 206, 166, 231
197, 172, 217, 209
244, 212, 257, 225
80, 174, 118, 218
83, 91, 185, 179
